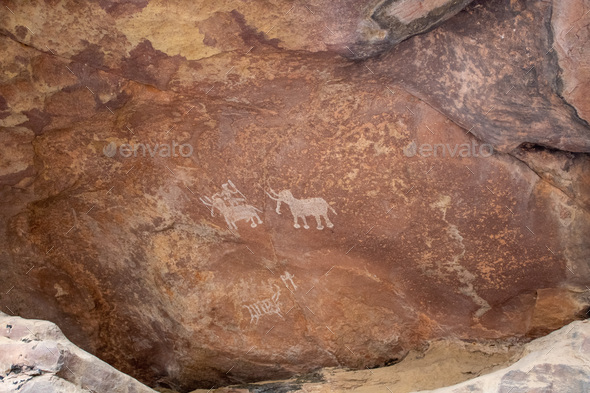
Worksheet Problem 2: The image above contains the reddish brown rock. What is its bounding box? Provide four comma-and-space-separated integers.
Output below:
365, 0, 590, 153
196, 320, 590, 393
552, 0, 590, 123
528, 288, 586, 336
0, 0, 588, 392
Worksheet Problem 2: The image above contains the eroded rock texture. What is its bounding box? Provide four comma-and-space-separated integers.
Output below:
195, 319, 590, 393
0, 312, 156, 393
419, 320, 590, 393
0, 0, 589, 391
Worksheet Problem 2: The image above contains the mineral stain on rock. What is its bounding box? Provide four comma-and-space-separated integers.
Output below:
0, 0, 589, 392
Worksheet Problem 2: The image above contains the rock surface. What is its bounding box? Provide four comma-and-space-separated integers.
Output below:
0, 312, 156, 393
190, 319, 590, 393
417, 319, 590, 393
552, 0, 590, 123
0, 0, 589, 392
367, 0, 590, 153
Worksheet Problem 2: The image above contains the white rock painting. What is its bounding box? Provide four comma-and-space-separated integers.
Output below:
280, 271, 297, 291
266, 188, 336, 230
200, 180, 263, 230
243, 285, 283, 325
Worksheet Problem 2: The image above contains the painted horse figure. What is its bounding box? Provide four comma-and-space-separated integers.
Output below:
200, 195, 262, 230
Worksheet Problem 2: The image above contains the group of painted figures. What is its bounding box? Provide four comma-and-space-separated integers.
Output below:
200, 180, 336, 230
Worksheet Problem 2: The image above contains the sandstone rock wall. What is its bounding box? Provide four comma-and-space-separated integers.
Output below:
192, 319, 590, 393
0, 0, 589, 391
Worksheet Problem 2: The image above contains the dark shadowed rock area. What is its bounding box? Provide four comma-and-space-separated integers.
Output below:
0, 0, 588, 392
